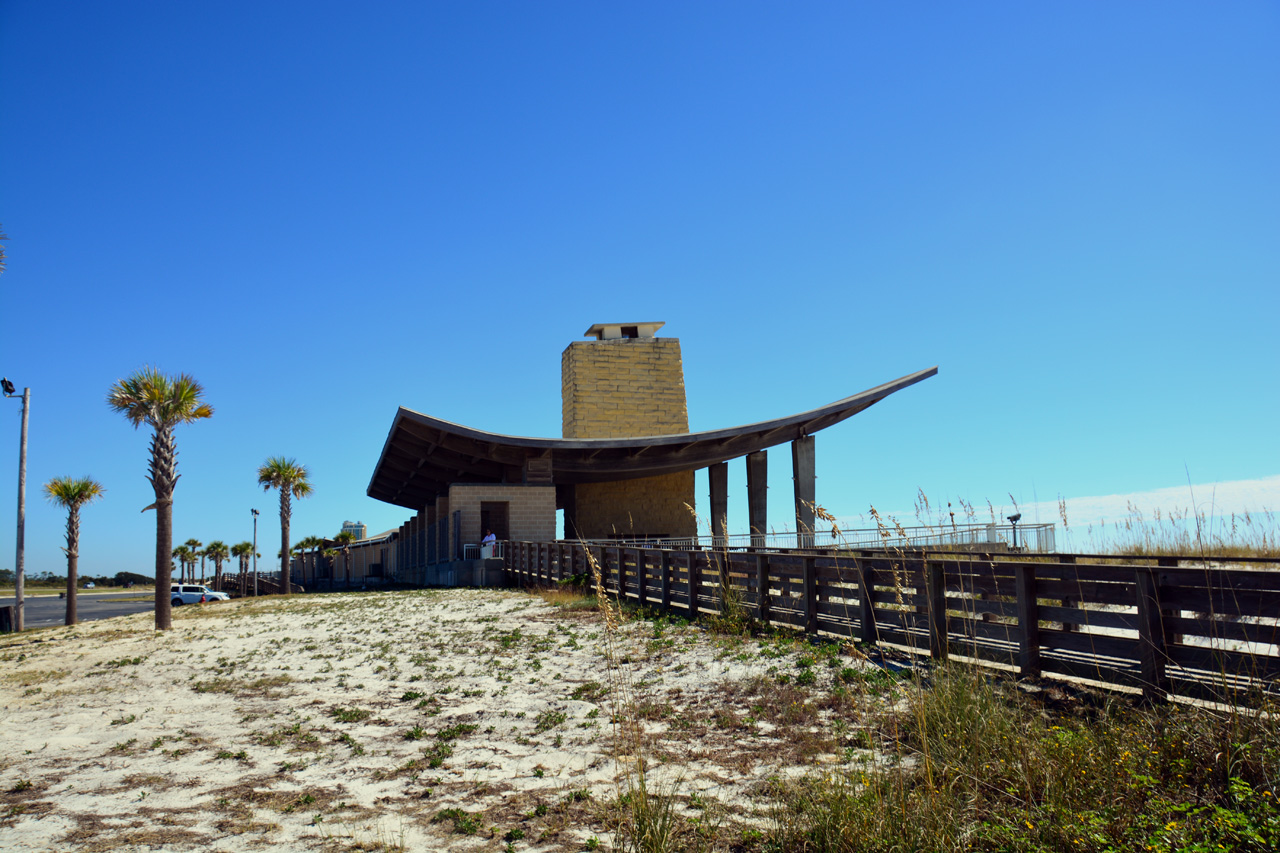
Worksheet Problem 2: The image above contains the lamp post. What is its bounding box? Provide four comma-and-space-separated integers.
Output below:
3, 378, 28, 632
251, 508, 259, 597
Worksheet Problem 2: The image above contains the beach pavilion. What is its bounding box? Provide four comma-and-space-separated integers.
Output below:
364, 322, 936, 586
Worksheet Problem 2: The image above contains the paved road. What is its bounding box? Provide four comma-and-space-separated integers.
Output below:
1, 591, 156, 628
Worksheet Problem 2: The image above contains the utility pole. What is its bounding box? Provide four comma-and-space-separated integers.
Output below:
3, 379, 28, 632
251, 508, 259, 596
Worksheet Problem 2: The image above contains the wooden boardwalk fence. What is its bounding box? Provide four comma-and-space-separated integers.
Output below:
503, 541, 1280, 704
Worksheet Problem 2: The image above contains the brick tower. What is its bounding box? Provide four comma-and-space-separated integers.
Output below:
561, 322, 697, 540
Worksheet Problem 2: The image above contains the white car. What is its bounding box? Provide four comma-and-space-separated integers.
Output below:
170, 584, 230, 605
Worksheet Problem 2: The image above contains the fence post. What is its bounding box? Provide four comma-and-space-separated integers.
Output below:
659, 550, 671, 613
615, 547, 627, 601
1156, 556, 1183, 645
756, 554, 770, 626
1136, 568, 1169, 703
640, 548, 650, 606
857, 559, 877, 644
1055, 554, 1077, 632
1014, 563, 1040, 678
926, 559, 947, 660
689, 552, 700, 620
803, 556, 818, 635
597, 547, 609, 594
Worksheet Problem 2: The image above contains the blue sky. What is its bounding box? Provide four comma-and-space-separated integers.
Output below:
1, 1, 1277, 578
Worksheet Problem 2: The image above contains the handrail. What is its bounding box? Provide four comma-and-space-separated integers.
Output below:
500, 539, 1280, 704
581, 522, 1058, 554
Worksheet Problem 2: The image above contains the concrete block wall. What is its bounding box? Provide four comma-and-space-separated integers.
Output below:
561, 338, 690, 439
446, 484, 556, 549
570, 471, 696, 539
561, 333, 696, 539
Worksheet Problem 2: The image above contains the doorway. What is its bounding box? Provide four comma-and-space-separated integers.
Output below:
480, 502, 510, 540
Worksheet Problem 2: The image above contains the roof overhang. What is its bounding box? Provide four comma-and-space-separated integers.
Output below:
367, 366, 937, 510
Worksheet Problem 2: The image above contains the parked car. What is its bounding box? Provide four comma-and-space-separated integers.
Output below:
170, 584, 230, 605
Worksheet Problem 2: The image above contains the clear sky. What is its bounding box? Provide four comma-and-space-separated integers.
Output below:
1, 1, 1277, 578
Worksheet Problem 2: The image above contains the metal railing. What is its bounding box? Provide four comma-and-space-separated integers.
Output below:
586, 522, 1055, 554
462, 541, 506, 560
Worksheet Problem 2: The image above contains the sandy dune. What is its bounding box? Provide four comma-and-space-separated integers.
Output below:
0, 588, 894, 852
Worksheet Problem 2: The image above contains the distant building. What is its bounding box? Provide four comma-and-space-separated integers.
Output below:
341, 520, 368, 540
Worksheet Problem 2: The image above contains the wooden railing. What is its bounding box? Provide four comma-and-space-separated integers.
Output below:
503, 541, 1280, 704
214, 572, 303, 597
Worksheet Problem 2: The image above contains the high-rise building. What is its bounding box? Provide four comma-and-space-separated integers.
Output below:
341, 520, 367, 540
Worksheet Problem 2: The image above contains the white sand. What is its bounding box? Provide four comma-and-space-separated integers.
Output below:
0, 588, 896, 851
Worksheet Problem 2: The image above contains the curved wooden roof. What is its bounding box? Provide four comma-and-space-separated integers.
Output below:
367, 366, 937, 509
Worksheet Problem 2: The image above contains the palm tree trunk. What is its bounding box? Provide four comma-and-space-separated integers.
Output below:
279, 491, 291, 595
155, 496, 173, 630
150, 425, 178, 631
65, 506, 80, 626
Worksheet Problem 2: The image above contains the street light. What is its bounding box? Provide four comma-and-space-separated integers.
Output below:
251, 508, 260, 597
3, 378, 28, 632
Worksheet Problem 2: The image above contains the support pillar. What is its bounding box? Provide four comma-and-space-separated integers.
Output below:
708, 462, 728, 548
746, 451, 768, 549
792, 436, 815, 548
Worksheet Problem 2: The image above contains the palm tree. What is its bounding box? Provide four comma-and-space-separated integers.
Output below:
323, 548, 338, 587
308, 536, 325, 584
334, 531, 356, 587
107, 368, 213, 630
43, 476, 105, 626
205, 540, 229, 591
171, 545, 193, 587
310, 536, 327, 584
292, 537, 313, 585
290, 542, 307, 586
231, 541, 253, 595
257, 457, 312, 595
295, 536, 318, 585
184, 538, 202, 584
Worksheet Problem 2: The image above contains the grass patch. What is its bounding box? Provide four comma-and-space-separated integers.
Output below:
432, 806, 482, 835
329, 706, 371, 723
193, 674, 293, 698
767, 667, 1280, 852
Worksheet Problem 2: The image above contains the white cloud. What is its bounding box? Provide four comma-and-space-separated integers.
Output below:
1029, 474, 1280, 530
836, 475, 1280, 533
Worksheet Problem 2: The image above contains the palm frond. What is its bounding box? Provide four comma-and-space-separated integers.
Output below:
42, 476, 106, 508
106, 367, 214, 430
257, 456, 312, 492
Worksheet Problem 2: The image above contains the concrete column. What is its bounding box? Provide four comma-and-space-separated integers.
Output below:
709, 462, 729, 548
746, 451, 768, 549
417, 510, 426, 569
792, 436, 815, 548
